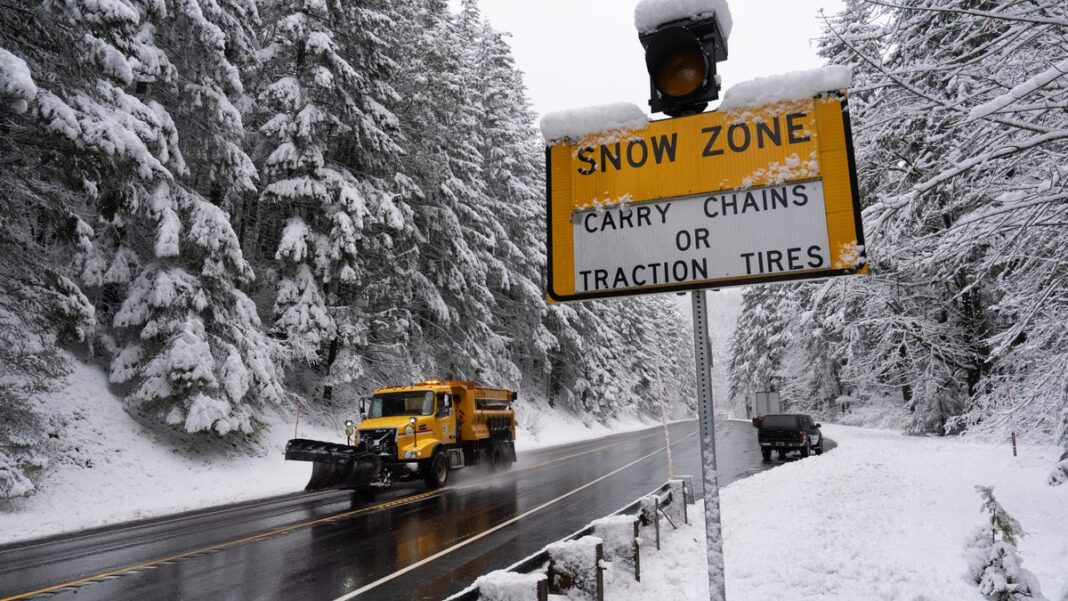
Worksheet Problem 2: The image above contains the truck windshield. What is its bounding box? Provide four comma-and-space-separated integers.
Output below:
760, 415, 799, 429
369, 391, 435, 418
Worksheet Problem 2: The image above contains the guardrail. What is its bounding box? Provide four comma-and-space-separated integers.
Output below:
449, 476, 695, 601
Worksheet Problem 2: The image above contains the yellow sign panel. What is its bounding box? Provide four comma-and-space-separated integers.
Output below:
546, 93, 865, 302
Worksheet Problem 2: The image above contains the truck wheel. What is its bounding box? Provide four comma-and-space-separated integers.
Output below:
490, 445, 509, 471
801, 443, 810, 458
761, 449, 772, 463
815, 440, 824, 455
423, 451, 449, 489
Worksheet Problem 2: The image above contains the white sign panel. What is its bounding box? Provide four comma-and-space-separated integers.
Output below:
573, 180, 831, 293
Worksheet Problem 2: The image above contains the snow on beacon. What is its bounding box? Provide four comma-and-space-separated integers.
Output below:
539, 102, 649, 145
634, 0, 733, 38
718, 65, 852, 111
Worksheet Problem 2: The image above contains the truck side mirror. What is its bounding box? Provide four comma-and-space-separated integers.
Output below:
359, 397, 369, 418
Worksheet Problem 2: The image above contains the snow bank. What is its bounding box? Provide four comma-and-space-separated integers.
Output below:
718, 65, 852, 111
634, 0, 733, 39
0, 358, 340, 544
606, 425, 1068, 600
720, 425, 1066, 600
0, 358, 675, 544
512, 395, 663, 452
605, 503, 706, 599
602, 424, 1068, 597
539, 102, 648, 144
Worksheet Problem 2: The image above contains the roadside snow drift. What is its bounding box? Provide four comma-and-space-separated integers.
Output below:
608, 425, 1068, 600
0, 360, 663, 544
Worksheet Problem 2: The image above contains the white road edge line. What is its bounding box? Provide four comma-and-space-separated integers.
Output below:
331, 434, 691, 601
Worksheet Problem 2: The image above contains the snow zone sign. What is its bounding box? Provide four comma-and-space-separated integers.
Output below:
546, 93, 866, 302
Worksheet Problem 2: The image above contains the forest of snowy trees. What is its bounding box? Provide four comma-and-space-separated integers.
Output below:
0, 0, 696, 497
728, 0, 1068, 469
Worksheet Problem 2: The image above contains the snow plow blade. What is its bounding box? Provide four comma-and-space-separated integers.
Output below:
285, 439, 381, 491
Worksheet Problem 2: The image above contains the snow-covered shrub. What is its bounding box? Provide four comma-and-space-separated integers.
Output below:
963, 486, 1047, 601
1048, 457, 1068, 487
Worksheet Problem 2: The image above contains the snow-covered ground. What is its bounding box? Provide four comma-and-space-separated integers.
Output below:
608, 424, 1068, 600
0, 359, 664, 546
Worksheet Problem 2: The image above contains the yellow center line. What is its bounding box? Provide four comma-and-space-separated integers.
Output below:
0, 491, 442, 601
0, 490, 335, 557
1, 421, 696, 601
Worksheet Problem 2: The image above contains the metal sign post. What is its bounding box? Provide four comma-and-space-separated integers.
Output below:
691, 288, 725, 600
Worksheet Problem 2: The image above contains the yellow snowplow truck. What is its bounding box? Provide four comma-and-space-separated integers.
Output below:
285, 380, 517, 491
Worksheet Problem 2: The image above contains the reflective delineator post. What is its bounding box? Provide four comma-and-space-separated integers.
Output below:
691, 289, 726, 600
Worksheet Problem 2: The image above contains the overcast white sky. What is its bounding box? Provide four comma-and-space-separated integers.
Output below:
450, 0, 844, 121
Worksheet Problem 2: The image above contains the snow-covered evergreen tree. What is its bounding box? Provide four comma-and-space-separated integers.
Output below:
254, 0, 407, 389
964, 486, 1047, 601
473, 21, 556, 389
728, 285, 792, 411
0, 0, 702, 487
731, 0, 1068, 457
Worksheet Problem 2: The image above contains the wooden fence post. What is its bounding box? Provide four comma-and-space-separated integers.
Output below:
666, 479, 688, 525
546, 536, 604, 601
591, 514, 641, 582
639, 495, 661, 550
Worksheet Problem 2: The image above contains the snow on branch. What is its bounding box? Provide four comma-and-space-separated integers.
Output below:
0, 48, 38, 114
718, 65, 852, 111
634, 0, 733, 38
539, 103, 649, 144
862, 0, 1068, 27
967, 58, 1068, 122
914, 130, 1068, 194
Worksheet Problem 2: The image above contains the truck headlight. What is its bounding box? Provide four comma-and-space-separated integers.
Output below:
344, 420, 355, 437
404, 450, 419, 459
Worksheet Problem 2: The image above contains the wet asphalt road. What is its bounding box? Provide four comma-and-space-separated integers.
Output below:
0, 419, 809, 601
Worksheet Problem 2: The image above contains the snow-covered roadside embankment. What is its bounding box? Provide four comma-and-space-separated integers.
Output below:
0, 359, 666, 545
608, 425, 1068, 600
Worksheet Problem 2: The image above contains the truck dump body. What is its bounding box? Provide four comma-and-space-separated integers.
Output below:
285, 380, 517, 491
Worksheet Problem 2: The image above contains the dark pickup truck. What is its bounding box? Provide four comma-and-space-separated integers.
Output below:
753, 414, 823, 462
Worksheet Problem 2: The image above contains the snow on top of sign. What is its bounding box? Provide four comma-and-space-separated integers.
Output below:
718, 65, 852, 111
539, 102, 649, 144
634, 0, 733, 38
